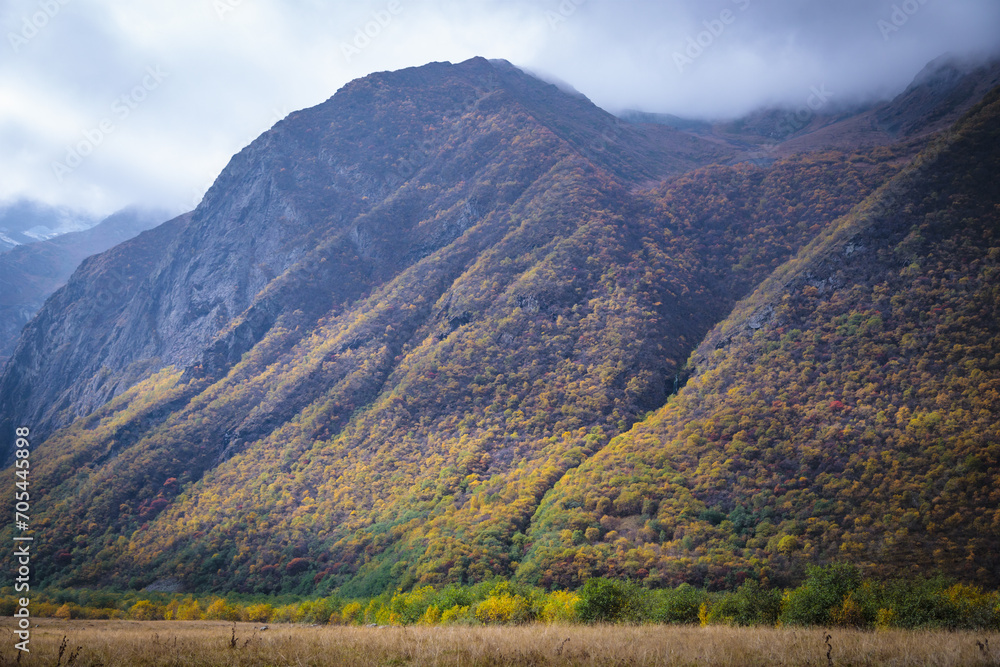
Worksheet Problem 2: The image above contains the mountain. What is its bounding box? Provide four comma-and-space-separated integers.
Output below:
524, 86, 1000, 590
0, 200, 99, 253
874, 54, 1000, 137
0, 56, 997, 596
708, 55, 1000, 157
0, 57, 737, 459
0, 207, 171, 366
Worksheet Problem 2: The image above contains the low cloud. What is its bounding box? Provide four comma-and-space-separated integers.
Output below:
1, 0, 997, 216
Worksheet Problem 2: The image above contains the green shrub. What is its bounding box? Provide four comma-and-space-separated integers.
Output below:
830, 582, 880, 629
650, 584, 706, 624
12, 575, 999, 630
363, 596, 391, 625
576, 577, 643, 624
0, 597, 17, 616
872, 578, 998, 630
296, 596, 340, 624
939, 584, 999, 630
387, 586, 437, 625
433, 585, 475, 614
877, 578, 950, 629
780, 563, 862, 626
704, 581, 782, 626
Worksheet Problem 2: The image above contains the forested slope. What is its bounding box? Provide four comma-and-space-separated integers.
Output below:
522, 87, 1000, 590
0, 58, 995, 597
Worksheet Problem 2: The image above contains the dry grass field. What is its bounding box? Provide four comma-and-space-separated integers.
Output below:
0, 619, 997, 666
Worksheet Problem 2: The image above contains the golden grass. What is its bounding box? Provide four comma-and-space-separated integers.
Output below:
0, 619, 997, 666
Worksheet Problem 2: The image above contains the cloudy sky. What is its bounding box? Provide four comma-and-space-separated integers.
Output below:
2, 0, 998, 218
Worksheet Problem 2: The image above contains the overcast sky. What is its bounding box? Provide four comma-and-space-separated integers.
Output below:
2, 0, 998, 218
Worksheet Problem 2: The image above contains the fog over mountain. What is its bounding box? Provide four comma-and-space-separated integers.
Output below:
1, 0, 998, 216
0, 199, 99, 252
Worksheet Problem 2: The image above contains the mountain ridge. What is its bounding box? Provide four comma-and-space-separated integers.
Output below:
1, 56, 997, 595
0, 56, 740, 455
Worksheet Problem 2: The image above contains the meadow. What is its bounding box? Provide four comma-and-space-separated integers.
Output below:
0, 619, 998, 667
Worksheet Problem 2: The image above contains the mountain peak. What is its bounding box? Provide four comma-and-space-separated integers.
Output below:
2, 57, 998, 596
909, 52, 982, 89
1, 56, 729, 453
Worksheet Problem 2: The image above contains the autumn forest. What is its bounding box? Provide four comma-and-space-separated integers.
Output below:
1, 56, 999, 633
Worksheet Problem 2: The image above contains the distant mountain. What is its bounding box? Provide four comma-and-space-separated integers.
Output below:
0, 55, 997, 596
681, 55, 998, 161
0, 200, 99, 253
0, 207, 171, 366
875, 54, 1000, 137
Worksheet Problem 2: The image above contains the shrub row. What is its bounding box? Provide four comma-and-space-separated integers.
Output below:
3, 566, 998, 630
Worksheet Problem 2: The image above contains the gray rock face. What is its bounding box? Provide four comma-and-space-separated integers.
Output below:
0, 70, 396, 455
0, 215, 189, 456
103, 134, 321, 376
0, 117, 361, 455
0, 207, 169, 365
1, 57, 733, 460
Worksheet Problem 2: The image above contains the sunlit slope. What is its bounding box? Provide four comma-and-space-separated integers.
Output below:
522, 88, 1000, 590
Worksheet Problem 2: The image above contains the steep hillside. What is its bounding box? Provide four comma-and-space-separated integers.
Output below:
0, 214, 190, 454
1, 57, 996, 597
0, 57, 733, 458
0, 207, 169, 365
523, 88, 1000, 590
0, 57, 911, 595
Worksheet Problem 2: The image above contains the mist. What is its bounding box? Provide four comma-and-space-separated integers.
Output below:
1, 0, 997, 216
